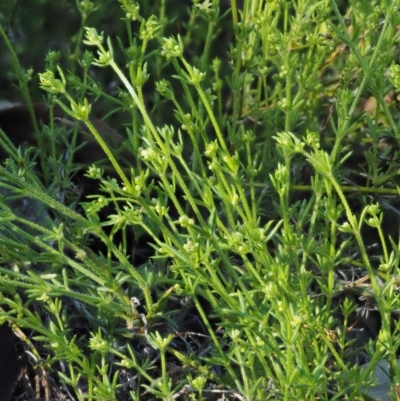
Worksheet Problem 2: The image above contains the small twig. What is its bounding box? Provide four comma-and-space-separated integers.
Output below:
11, 321, 51, 401
171, 384, 247, 400
140, 313, 157, 350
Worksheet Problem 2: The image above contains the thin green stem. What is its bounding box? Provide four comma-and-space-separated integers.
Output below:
328, 175, 380, 293
0, 24, 46, 176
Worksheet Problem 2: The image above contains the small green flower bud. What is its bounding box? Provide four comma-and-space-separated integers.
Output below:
71, 98, 91, 121
338, 222, 353, 233
140, 16, 161, 41
39, 70, 65, 94
86, 165, 104, 179
83, 27, 104, 47
155, 79, 174, 99
161, 36, 183, 60
179, 215, 195, 227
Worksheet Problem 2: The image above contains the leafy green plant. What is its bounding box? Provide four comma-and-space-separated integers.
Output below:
1, 0, 400, 400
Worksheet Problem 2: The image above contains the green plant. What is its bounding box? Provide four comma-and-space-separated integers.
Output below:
1, 0, 400, 400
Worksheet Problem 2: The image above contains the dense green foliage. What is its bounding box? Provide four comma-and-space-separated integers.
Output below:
1, 0, 400, 400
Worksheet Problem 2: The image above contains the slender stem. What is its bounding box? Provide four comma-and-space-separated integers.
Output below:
328, 175, 380, 293
289, 184, 400, 196
230, 0, 238, 25
0, 24, 46, 175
